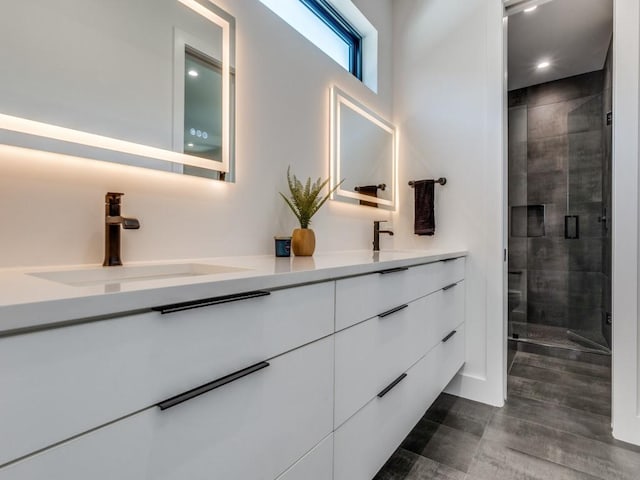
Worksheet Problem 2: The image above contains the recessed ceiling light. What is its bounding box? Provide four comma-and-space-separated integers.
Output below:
524, 6, 538, 13
188, 70, 199, 77
537, 61, 550, 69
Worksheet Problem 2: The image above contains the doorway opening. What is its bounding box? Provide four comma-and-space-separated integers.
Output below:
505, 0, 613, 360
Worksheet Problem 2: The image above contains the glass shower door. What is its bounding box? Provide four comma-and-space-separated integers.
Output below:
507, 71, 612, 354
507, 104, 528, 340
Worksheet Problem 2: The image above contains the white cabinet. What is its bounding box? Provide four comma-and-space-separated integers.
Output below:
335, 257, 464, 331
334, 324, 466, 480
334, 278, 465, 427
275, 434, 333, 480
334, 258, 465, 480
0, 282, 334, 466
0, 254, 466, 480
145, 336, 334, 480
335, 292, 438, 427
334, 351, 440, 480
0, 337, 334, 480
435, 323, 466, 392
0, 412, 151, 480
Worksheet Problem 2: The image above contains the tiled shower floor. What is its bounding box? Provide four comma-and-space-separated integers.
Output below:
373, 344, 639, 479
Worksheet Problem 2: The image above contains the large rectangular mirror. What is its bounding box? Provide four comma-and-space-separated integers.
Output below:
0, 0, 235, 181
330, 86, 397, 210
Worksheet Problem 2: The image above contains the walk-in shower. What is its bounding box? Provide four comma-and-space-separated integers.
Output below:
507, 0, 613, 354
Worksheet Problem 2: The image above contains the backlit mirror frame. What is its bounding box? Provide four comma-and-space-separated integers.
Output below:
0, 0, 234, 178
330, 86, 398, 210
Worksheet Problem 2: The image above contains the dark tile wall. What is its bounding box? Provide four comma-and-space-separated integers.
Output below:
508, 68, 610, 339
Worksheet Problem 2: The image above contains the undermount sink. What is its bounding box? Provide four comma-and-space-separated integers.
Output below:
29, 263, 249, 287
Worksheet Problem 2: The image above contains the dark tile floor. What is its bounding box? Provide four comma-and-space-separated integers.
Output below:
374, 344, 640, 480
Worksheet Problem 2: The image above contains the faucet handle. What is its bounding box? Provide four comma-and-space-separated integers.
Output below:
105, 192, 124, 204
122, 218, 140, 230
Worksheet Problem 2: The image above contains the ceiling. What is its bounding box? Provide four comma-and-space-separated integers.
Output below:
508, 0, 613, 91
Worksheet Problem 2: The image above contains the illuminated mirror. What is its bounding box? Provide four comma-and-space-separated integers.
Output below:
0, 0, 235, 181
330, 86, 397, 210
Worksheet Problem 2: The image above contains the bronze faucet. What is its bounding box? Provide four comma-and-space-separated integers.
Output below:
103, 192, 140, 266
373, 220, 394, 251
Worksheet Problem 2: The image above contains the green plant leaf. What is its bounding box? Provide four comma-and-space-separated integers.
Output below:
279, 192, 302, 224
280, 166, 344, 229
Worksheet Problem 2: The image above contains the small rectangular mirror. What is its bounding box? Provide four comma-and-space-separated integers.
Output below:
330, 86, 397, 210
0, 0, 235, 181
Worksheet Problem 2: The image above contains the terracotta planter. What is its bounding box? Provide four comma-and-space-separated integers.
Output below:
292, 228, 316, 256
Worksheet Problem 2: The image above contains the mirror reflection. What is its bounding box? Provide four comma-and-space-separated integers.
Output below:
330, 87, 397, 210
0, 0, 235, 181
184, 50, 222, 163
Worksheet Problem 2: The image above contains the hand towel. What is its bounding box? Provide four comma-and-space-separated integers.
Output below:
356, 185, 379, 208
413, 180, 435, 235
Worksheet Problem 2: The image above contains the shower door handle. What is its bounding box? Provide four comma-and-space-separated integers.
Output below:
598, 207, 608, 233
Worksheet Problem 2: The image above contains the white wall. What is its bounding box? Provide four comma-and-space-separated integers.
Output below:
612, 0, 640, 446
0, 0, 394, 268
392, 0, 506, 406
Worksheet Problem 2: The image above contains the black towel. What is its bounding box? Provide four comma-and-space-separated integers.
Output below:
413, 180, 435, 235
356, 185, 379, 208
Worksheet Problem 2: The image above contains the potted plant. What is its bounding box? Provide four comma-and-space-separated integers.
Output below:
280, 167, 342, 256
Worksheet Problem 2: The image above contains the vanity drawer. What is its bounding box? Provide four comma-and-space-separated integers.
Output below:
0, 281, 334, 466
430, 279, 465, 345
333, 352, 441, 480
335, 257, 465, 331
335, 293, 439, 427
148, 281, 334, 399
0, 336, 334, 480
0, 409, 151, 480
436, 323, 466, 391
275, 434, 333, 480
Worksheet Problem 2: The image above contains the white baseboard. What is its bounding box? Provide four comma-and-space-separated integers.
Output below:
613, 420, 640, 446
444, 371, 504, 408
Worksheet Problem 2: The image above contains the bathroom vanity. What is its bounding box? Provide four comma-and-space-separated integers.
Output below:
0, 250, 465, 480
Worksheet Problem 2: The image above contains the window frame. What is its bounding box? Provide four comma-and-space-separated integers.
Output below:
299, 0, 363, 80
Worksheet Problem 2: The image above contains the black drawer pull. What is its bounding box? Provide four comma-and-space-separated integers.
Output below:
442, 283, 458, 291
441, 257, 458, 263
377, 267, 409, 275
378, 304, 409, 318
442, 330, 457, 343
152, 290, 271, 314
378, 373, 408, 398
157, 361, 270, 411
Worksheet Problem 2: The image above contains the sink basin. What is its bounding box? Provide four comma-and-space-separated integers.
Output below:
29, 263, 249, 287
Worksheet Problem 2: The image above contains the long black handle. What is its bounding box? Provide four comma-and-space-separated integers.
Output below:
377, 267, 409, 275
442, 330, 457, 343
442, 283, 458, 291
152, 290, 270, 314
378, 373, 408, 398
157, 361, 270, 411
441, 257, 458, 263
378, 304, 409, 319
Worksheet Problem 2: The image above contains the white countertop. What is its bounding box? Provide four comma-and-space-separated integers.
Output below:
0, 249, 466, 334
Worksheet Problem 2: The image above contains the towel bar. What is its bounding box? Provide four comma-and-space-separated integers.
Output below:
355, 184, 386, 192
408, 178, 447, 187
